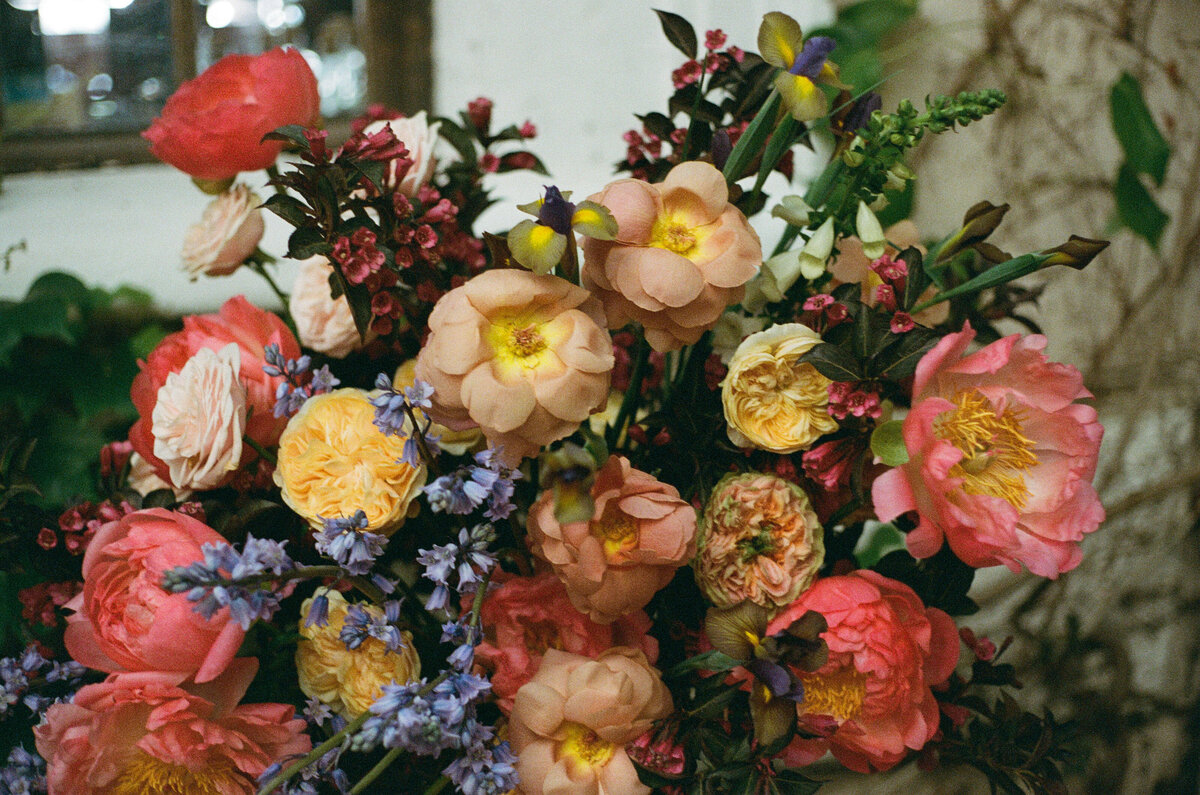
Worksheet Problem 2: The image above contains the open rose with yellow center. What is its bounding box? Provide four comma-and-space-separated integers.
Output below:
275, 388, 426, 533
722, 323, 838, 454
509, 647, 672, 795
694, 472, 825, 612
296, 590, 421, 717
581, 161, 762, 352
872, 322, 1104, 577
414, 269, 614, 465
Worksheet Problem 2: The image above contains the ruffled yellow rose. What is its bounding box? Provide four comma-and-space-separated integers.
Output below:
296, 590, 421, 718
721, 323, 838, 454
275, 388, 426, 533
394, 359, 483, 456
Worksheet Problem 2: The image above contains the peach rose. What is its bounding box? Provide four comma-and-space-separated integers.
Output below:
274, 388, 426, 533
474, 571, 658, 713
581, 161, 762, 352
872, 322, 1105, 577
509, 647, 672, 795
721, 323, 838, 454
289, 256, 372, 358
34, 659, 310, 794
414, 269, 614, 465
527, 455, 696, 624
297, 590, 421, 718
361, 111, 441, 196
768, 570, 960, 773
150, 343, 247, 492
130, 296, 301, 488
694, 472, 825, 611
181, 183, 265, 277
63, 508, 245, 683
829, 220, 949, 326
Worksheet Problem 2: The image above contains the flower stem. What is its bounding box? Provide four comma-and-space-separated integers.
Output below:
243, 435, 277, 466
422, 776, 450, 795
560, 231, 580, 285
265, 164, 288, 196
348, 747, 402, 795
401, 403, 442, 477
607, 333, 650, 449
256, 711, 370, 795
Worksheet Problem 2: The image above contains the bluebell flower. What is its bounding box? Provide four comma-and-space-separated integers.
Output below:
0, 745, 46, 795
339, 602, 406, 652
161, 537, 296, 630
315, 511, 386, 576
265, 343, 339, 417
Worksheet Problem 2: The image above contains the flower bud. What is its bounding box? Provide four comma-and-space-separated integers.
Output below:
856, 201, 886, 260
771, 195, 812, 227
798, 217, 836, 280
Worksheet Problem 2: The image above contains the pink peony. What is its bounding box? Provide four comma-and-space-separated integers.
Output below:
414, 269, 614, 465
767, 570, 960, 773
872, 322, 1105, 577
34, 659, 310, 794
63, 508, 245, 683
509, 647, 672, 795
130, 296, 300, 489
581, 161, 762, 352
526, 455, 697, 624
474, 571, 659, 713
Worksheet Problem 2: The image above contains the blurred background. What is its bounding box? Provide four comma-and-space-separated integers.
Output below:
2, 1, 1198, 792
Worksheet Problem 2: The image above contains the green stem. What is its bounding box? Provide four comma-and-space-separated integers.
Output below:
250, 259, 295, 325
723, 90, 782, 184
256, 711, 370, 795
349, 747, 402, 795
401, 403, 442, 477
560, 232, 580, 285
422, 776, 450, 795
243, 435, 277, 466
607, 334, 650, 449
265, 164, 288, 196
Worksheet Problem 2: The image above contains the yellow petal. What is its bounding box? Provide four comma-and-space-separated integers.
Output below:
506, 220, 568, 275
571, 201, 618, 240
758, 11, 804, 70
774, 72, 830, 123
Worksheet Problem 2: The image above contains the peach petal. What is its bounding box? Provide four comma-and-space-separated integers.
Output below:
661, 160, 728, 221
590, 180, 661, 244
460, 364, 537, 433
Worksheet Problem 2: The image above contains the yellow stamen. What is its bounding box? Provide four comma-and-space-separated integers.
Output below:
800, 666, 868, 723
486, 311, 559, 377
592, 503, 639, 558
650, 215, 699, 256
934, 389, 1038, 508
111, 753, 242, 795
560, 722, 616, 768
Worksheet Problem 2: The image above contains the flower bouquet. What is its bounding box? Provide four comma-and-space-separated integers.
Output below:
1, 7, 1113, 794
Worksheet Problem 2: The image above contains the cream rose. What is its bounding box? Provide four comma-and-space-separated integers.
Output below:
721, 323, 838, 454
150, 343, 246, 491
181, 183, 265, 278
289, 257, 372, 358
361, 111, 441, 196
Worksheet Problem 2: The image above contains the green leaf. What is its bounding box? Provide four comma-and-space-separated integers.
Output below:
876, 177, 916, 228
870, 420, 908, 466
910, 252, 1052, 312
796, 342, 863, 382
497, 151, 550, 175
1114, 162, 1170, 249
666, 650, 739, 678
637, 112, 676, 141
261, 193, 310, 228
435, 117, 479, 163
854, 521, 907, 568
771, 767, 823, 794
654, 9, 697, 60
261, 124, 310, 149
752, 114, 800, 196
723, 91, 782, 183
286, 226, 330, 260
1110, 72, 1170, 186
874, 327, 938, 380
348, 159, 388, 194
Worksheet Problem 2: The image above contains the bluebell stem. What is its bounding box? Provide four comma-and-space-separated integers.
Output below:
161, 536, 296, 630
265, 343, 340, 418
314, 510, 386, 576
0, 746, 46, 795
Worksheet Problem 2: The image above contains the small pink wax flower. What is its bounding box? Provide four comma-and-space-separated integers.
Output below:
414, 269, 614, 465
581, 161, 762, 352
872, 322, 1105, 578
768, 570, 960, 773
473, 571, 658, 713
63, 508, 246, 683
526, 455, 697, 624
34, 660, 310, 794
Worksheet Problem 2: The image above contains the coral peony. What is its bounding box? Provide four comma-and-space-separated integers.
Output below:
360, 111, 441, 196
694, 472, 824, 612
872, 322, 1105, 577
509, 647, 672, 795
34, 659, 310, 794
527, 455, 696, 624
63, 508, 245, 683
414, 269, 614, 464
143, 47, 320, 181
767, 570, 959, 773
181, 183, 265, 277
130, 295, 301, 489
722, 323, 838, 453
289, 256, 373, 358
581, 160, 762, 352
474, 571, 658, 713
297, 590, 421, 717
275, 388, 426, 533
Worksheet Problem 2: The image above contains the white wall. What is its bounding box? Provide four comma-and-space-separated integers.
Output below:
0, 0, 833, 311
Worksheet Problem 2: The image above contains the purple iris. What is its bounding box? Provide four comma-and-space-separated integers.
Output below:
789, 35, 837, 79
536, 185, 577, 235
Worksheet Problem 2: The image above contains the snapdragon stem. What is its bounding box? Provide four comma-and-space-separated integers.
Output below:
349, 747, 402, 795
256, 711, 370, 795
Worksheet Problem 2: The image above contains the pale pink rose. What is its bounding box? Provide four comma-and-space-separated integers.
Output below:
581, 160, 762, 352
527, 455, 697, 624
510, 647, 672, 795
414, 269, 614, 465
34, 659, 310, 794
767, 570, 960, 773
64, 508, 245, 683
361, 110, 441, 196
150, 343, 246, 491
827, 220, 949, 326
289, 256, 372, 357
474, 571, 658, 713
181, 183, 266, 278
872, 322, 1105, 577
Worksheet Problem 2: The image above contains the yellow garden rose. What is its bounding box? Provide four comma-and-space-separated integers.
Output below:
274, 388, 426, 533
721, 323, 838, 454
296, 590, 421, 718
